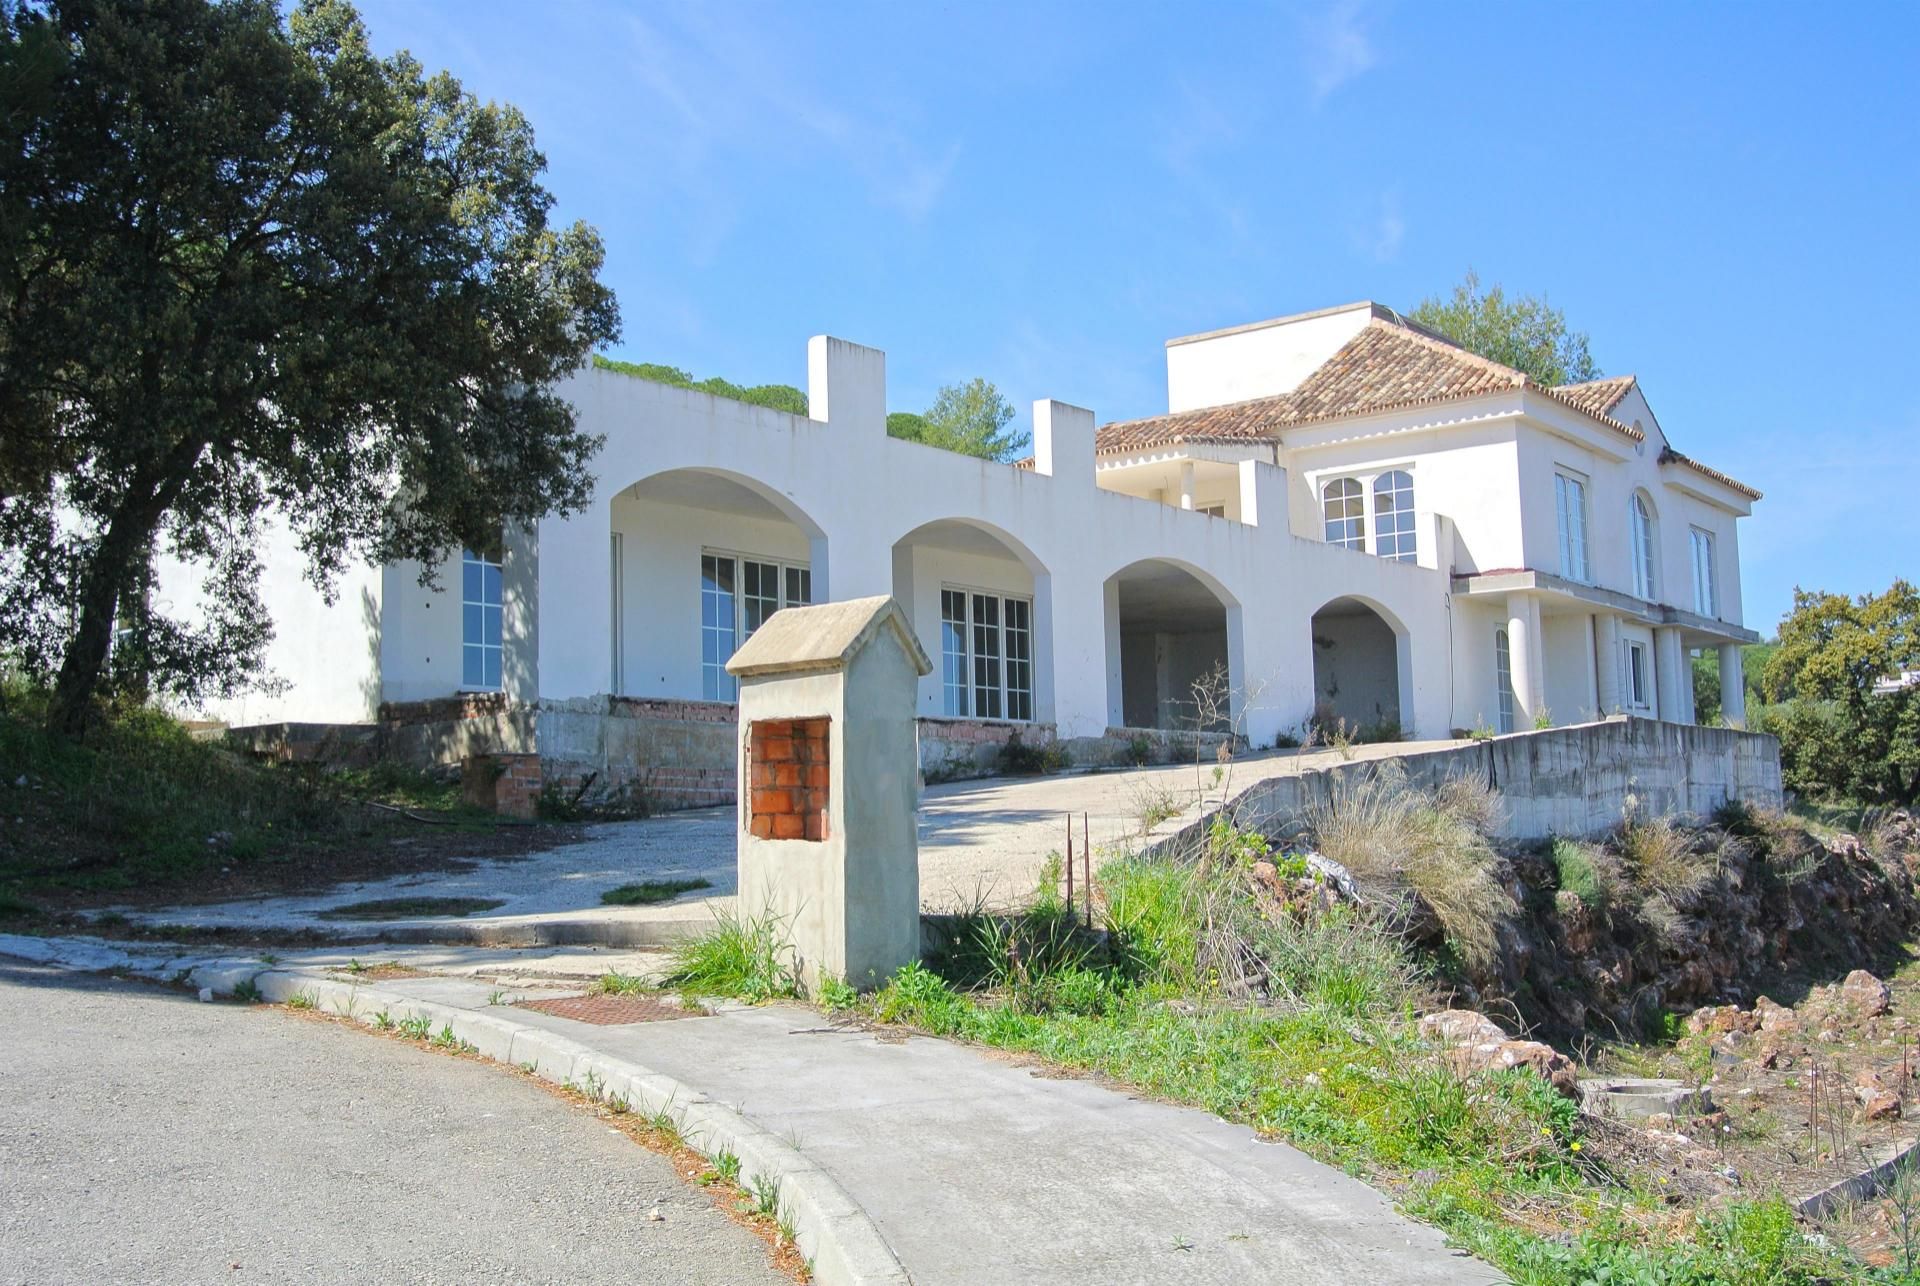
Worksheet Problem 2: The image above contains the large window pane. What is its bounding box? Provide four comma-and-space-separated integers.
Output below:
1495, 629, 1515, 734
1372, 470, 1417, 562
742, 559, 780, 639
1004, 597, 1032, 722
971, 593, 1002, 719
700, 553, 737, 701
1322, 478, 1364, 549
940, 589, 969, 716
461, 546, 504, 692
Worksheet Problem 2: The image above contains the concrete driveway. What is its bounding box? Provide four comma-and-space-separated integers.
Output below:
107, 741, 1458, 944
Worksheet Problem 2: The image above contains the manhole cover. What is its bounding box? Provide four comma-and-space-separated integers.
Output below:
515, 994, 703, 1025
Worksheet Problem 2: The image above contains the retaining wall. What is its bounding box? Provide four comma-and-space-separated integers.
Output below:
1147, 717, 1784, 855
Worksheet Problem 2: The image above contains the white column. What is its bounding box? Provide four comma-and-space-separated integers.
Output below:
1045, 570, 1113, 740
1506, 592, 1546, 728
1179, 462, 1196, 510
1718, 644, 1746, 726
1653, 627, 1687, 723
1594, 614, 1623, 715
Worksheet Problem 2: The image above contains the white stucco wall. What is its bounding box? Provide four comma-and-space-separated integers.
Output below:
156, 517, 383, 726
387, 341, 1456, 749
1165, 304, 1374, 413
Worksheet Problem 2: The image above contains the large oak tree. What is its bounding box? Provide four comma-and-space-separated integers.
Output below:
0, 0, 619, 735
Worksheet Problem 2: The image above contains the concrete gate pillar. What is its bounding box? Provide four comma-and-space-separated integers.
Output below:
726, 596, 932, 991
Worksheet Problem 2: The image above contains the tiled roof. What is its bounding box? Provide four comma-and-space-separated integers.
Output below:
1552, 374, 1638, 420
1091, 317, 1644, 456
1659, 447, 1763, 501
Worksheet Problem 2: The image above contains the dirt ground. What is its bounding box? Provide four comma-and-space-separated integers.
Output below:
1586, 959, 1920, 1267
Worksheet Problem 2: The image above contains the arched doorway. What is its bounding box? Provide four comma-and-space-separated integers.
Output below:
891, 518, 1049, 725
609, 468, 827, 702
1309, 595, 1411, 737
1105, 559, 1240, 732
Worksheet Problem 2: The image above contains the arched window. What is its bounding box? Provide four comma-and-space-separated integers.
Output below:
1322, 478, 1364, 549
1372, 470, 1417, 562
1629, 493, 1656, 600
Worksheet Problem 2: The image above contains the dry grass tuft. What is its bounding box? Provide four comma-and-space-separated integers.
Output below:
1304, 770, 1512, 970
1618, 809, 1721, 907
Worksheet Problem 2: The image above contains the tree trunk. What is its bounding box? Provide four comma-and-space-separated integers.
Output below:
46, 514, 149, 738
44, 437, 205, 739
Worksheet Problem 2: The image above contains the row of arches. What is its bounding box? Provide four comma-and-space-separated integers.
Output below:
606, 467, 1412, 740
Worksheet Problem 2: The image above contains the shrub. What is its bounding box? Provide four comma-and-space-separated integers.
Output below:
1126, 733, 1152, 766
1304, 771, 1511, 970
996, 730, 1068, 775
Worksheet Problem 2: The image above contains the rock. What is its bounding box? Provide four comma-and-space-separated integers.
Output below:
1444, 1038, 1580, 1099
1842, 969, 1892, 1017
197, 987, 213, 1002
1860, 1091, 1903, 1121
1685, 1004, 1757, 1037
11, 774, 24, 788
647, 1205, 666, 1222
1418, 1009, 1507, 1045
1754, 996, 1800, 1034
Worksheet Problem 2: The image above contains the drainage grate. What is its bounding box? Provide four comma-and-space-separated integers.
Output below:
514, 994, 704, 1026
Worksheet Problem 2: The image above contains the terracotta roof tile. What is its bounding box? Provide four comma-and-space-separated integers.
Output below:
1551, 375, 1639, 420
1659, 447, 1763, 501
1092, 318, 1644, 455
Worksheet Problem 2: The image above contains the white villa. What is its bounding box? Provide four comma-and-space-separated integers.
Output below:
187, 301, 1761, 808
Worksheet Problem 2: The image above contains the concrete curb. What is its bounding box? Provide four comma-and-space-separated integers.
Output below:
1, 937, 910, 1286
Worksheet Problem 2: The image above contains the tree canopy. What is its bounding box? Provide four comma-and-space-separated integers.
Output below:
1409, 271, 1601, 387
592, 355, 806, 417
1756, 581, 1920, 806
887, 377, 1029, 461
0, 0, 620, 734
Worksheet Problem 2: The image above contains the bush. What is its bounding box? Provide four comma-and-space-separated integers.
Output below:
1305, 771, 1512, 970
996, 730, 1068, 776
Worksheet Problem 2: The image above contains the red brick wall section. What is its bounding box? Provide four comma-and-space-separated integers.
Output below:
462, 752, 541, 819
748, 718, 830, 842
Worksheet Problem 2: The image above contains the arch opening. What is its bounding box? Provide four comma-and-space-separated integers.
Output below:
890, 518, 1050, 726
1309, 595, 1410, 738
609, 467, 828, 702
1106, 558, 1239, 733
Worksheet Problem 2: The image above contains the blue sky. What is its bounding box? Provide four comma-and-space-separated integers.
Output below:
354, 1, 1917, 634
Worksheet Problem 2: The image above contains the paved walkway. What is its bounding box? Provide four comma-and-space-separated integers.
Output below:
0, 956, 784, 1285
104, 740, 1459, 944
3, 935, 1501, 1286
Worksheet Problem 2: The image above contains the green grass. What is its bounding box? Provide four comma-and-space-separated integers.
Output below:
676, 816, 1903, 1284
664, 907, 799, 1002
0, 680, 506, 900
315, 896, 504, 921
600, 877, 712, 906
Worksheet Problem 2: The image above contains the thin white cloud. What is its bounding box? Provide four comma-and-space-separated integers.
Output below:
1348, 191, 1405, 262
1303, 0, 1378, 105
619, 10, 960, 224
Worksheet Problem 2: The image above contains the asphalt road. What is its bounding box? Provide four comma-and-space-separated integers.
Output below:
0, 959, 786, 1285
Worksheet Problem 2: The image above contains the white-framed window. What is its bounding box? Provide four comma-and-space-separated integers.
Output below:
1626, 640, 1650, 710
1372, 469, 1417, 563
939, 587, 1034, 721
462, 545, 504, 691
1322, 478, 1365, 549
1690, 527, 1717, 617
701, 550, 811, 701
1555, 470, 1590, 583
1494, 628, 1515, 734
1629, 494, 1656, 600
